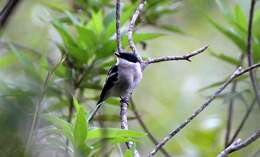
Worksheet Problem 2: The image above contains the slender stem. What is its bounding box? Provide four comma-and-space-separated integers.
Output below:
116, 0, 122, 53
224, 54, 245, 147
148, 64, 260, 156
246, 0, 260, 110
24, 55, 65, 155
224, 81, 237, 147
128, 0, 146, 59
130, 98, 171, 157
144, 45, 208, 65
228, 98, 256, 146
217, 130, 260, 157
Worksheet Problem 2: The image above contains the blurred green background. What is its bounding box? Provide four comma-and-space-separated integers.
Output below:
0, 0, 259, 157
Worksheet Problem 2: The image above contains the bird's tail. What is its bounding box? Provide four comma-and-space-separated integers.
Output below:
88, 102, 103, 122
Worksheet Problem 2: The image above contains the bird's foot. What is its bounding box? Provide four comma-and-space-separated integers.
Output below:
120, 97, 129, 104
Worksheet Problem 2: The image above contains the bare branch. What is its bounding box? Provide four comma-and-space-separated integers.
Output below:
130, 98, 171, 157
148, 63, 260, 156
225, 54, 245, 147
224, 81, 237, 147
144, 45, 208, 65
246, 0, 260, 110
0, 0, 21, 30
116, 0, 122, 53
217, 130, 260, 157
228, 98, 256, 146
128, 0, 146, 59
120, 98, 140, 157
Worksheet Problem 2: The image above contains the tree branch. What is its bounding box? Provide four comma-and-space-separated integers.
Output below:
128, 0, 146, 59
224, 81, 237, 147
0, 0, 21, 30
120, 98, 140, 157
116, 0, 122, 53
217, 130, 260, 157
116, 1, 139, 156
224, 54, 245, 147
148, 63, 260, 156
130, 98, 171, 157
246, 0, 260, 110
227, 98, 256, 146
143, 45, 208, 65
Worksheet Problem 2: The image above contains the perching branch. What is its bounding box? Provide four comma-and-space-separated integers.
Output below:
130, 98, 171, 157
227, 98, 256, 146
217, 130, 260, 157
120, 98, 140, 157
116, 1, 140, 156
246, 0, 260, 110
143, 45, 208, 65
148, 63, 260, 156
128, 0, 146, 59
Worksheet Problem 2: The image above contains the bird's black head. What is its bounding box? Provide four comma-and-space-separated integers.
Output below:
115, 52, 140, 63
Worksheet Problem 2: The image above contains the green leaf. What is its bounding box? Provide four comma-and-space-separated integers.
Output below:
87, 128, 146, 140
9, 44, 41, 81
41, 1, 70, 12
210, 51, 241, 66
74, 106, 88, 148
208, 17, 246, 52
76, 25, 97, 51
42, 114, 73, 141
233, 4, 247, 30
158, 24, 184, 34
199, 75, 248, 92
73, 97, 80, 112
52, 20, 76, 49
52, 20, 89, 63
215, 0, 232, 20
0, 53, 17, 69
65, 11, 80, 25
124, 149, 134, 157
87, 11, 104, 35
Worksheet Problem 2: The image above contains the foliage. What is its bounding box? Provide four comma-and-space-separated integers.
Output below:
0, 0, 181, 156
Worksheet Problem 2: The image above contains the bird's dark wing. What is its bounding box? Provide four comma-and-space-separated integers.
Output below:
97, 65, 118, 104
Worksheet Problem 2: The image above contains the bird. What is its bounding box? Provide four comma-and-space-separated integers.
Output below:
88, 52, 143, 122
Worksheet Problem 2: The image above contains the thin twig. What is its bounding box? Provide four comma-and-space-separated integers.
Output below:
128, 0, 146, 59
224, 54, 245, 147
116, 0, 122, 53
224, 81, 237, 147
120, 98, 140, 157
217, 130, 260, 157
24, 55, 65, 155
227, 98, 256, 146
130, 98, 171, 157
144, 45, 208, 65
148, 63, 260, 156
246, 0, 260, 110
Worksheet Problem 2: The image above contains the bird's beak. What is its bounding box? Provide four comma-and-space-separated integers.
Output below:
114, 52, 120, 57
